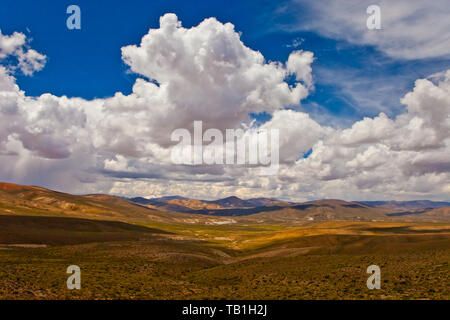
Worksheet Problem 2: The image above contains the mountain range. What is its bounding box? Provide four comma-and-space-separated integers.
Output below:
1, 182, 447, 223
127, 194, 450, 222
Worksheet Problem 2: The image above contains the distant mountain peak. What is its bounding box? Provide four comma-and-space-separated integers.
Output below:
222, 196, 242, 201
154, 196, 189, 201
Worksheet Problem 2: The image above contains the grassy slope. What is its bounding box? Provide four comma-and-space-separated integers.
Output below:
0, 182, 248, 225
0, 215, 169, 246
0, 216, 449, 299
0, 182, 449, 299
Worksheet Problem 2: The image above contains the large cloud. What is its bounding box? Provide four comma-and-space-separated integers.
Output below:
290, 71, 450, 200
104, 70, 450, 201
0, 15, 448, 201
112, 14, 313, 147
0, 16, 315, 194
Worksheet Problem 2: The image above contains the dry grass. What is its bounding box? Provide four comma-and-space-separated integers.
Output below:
0, 215, 448, 300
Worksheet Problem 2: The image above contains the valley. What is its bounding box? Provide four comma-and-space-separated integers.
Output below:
0, 182, 449, 299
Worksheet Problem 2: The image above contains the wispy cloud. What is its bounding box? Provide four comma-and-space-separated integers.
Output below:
283, 0, 450, 60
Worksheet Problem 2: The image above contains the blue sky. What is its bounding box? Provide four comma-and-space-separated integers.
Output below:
0, 0, 449, 200
2, 0, 448, 126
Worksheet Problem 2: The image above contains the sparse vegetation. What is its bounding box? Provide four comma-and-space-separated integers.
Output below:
0, 216, 449, 300
0, 182, 449, 300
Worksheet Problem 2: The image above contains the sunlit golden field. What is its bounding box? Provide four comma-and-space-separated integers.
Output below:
1, 215, 448, 300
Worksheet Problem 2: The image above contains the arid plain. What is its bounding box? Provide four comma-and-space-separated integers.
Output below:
0, 182, 448, 299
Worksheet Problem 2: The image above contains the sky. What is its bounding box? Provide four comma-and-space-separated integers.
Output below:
0, 0, 449, 201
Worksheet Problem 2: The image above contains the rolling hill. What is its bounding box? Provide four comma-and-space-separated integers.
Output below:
1, 182, 449, 222
0, 182, 193, 224
0, 182, 257, 225
0, 182, 449, 300
357, 200, 450, 210
128, 194, 450, 222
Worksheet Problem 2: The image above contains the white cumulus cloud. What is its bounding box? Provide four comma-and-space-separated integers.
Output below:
0, 14, 448, 201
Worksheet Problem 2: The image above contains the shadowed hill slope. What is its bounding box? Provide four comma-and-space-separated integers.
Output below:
0, 182, 170, 221
0, 215, 170, 246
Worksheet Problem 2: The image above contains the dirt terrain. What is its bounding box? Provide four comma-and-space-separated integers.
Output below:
0, 182, 449, 300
